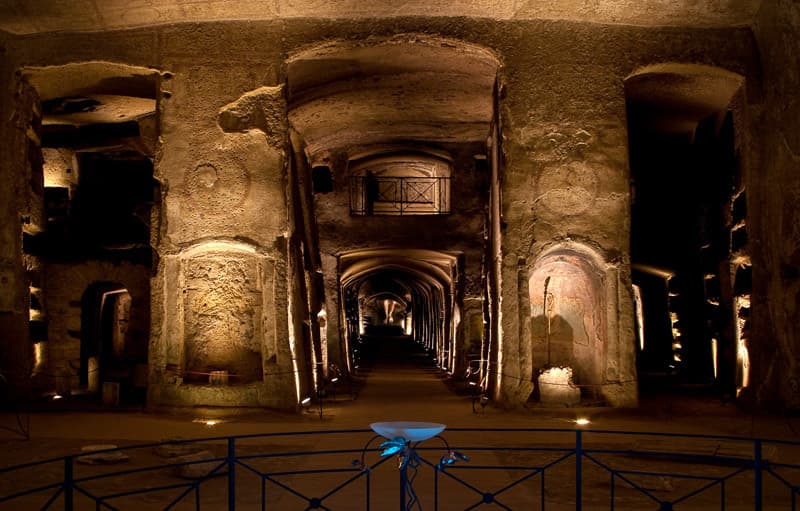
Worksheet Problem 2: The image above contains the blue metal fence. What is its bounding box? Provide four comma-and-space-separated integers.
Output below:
1, 428, 798, 510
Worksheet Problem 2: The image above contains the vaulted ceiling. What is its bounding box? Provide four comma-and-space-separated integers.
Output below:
0, 0, 764, 35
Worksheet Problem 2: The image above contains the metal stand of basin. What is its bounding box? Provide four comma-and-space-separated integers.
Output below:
361, 421, 468, 511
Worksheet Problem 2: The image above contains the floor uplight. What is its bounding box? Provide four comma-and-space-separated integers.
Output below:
192, 418, 225, 427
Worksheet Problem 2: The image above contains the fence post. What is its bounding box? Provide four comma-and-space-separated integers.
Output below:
754, 439, 762, 511
64, 455, 74, 511
228, 437, 236, 511
576, 430, 582, 511
399, 464, 407, 511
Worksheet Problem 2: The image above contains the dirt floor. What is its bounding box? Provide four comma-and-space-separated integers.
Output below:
2, 337, 799, 510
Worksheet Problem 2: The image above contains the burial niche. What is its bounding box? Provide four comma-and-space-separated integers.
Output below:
529, 249, 606, 402
182, 247, 264, 385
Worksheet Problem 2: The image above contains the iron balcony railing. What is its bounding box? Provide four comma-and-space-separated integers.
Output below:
1, 428, 798, 510
349, 176, 451, 216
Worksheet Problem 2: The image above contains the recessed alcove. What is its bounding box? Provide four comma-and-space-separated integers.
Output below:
179, 244, 267, 386
528, 247, 606, 402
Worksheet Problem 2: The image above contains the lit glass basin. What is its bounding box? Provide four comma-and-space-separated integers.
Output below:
370, 421, 446, 442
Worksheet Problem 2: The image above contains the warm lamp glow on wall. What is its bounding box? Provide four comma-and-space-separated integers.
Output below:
735, 294, 751, 395
632, 284, 645, 350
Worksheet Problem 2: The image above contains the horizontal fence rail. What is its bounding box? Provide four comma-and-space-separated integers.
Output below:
1, 428, 798, 510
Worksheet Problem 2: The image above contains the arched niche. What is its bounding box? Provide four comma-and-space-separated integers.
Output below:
80, 282, 132, 393
528, 245, 607, 399
178, 241, 270, 385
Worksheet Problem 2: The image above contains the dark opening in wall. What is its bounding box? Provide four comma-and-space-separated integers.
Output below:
80, 283, 135, 393
41, 121, 141, 147
732, 191, 747, 225
312, 165, 333, 193
626, 65, 743, 392
29, 320, 47, 342
731, 225, 748, 253
44, 186, 69, 224
74, 151, 153, 250
734, 265, 752, 296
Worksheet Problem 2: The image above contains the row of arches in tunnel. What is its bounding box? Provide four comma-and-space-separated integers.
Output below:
10, 46, 753, 407
337, 249, 459, 376
301, 58, 752, 406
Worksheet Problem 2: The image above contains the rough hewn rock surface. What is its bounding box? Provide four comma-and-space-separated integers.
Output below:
2, 8, 797, 411
751, 0, 800, 410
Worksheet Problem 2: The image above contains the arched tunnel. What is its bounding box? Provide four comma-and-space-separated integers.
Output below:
338, 249, 460, 379
280, 37, 499, 404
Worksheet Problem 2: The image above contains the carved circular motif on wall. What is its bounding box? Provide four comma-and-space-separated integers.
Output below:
535, 160, 599, 216
185, 160, 250, 211
195, 164, 218, 188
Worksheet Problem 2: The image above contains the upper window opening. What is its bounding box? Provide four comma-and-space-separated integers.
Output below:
348, 153, 451, 216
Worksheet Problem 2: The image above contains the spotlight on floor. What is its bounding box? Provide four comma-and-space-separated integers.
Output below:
192, 418, 224, 427
575, 418, 590, 426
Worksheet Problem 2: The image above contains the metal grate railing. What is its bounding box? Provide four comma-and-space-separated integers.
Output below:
349, 176, 451, 216
1, 428, 798, 510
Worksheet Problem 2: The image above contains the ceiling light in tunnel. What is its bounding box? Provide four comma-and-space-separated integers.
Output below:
301, 397, 312, 407
575, 418, 590, 426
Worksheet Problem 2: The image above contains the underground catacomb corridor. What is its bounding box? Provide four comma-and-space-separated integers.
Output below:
0, 1, 799, 421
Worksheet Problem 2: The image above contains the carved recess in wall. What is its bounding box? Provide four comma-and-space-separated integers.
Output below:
183, 252, 263, 383
528, 249, 606, 390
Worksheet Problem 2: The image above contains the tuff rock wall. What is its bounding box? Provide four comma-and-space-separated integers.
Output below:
751, 1, 800, 411
0, 17, 772, 409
